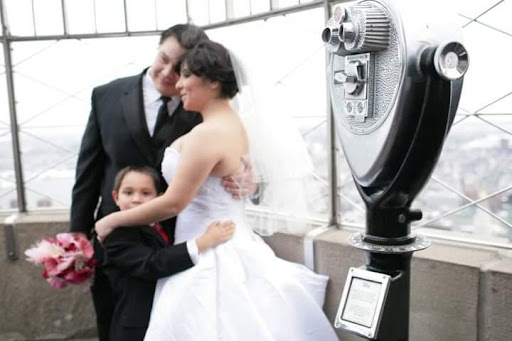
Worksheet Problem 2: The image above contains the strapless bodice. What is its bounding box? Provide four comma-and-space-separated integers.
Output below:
161, 147, 245, 243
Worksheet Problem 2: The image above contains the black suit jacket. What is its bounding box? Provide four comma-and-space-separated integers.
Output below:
103, 225, 194, 341
70, 69, 202, 239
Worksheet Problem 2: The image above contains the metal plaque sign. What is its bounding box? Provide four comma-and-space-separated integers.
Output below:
335, 267, 391, 339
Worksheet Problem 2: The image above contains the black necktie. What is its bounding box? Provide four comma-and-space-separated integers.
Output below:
154, 96, 171, 136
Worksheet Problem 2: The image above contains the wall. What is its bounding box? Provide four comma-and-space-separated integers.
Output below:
264, 229, 512, 341
0, 213, 96, 340
1, 214, 511, 340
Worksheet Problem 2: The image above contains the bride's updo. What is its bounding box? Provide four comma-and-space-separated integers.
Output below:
175, 40, 239, 99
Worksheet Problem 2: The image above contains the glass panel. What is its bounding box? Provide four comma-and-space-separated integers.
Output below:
251, 0, 271, 14
335, 0, 512, 245
209, 0, 227, 23
188, 0, 210, 26
4, 0, 35, 36
277, 0, 299, 9
459, 19, 512, 114
415, 197, 512, 244
479, 94, 512, 114
416, 113, 512, 243
0, 45, 17, 212
126, 0, 157, 31
64, 0, 96, 34
33, 0, 63, 36
0, 0, 507, 244
208, 8, 329, 222
0, 174, 17, 211
477, 0, 512, 34
455, 0, 503, 18
301, 119, 330, 216
19, 130, 76, 210
273, 48, 326, 119
232, 0, 251, 18
302, 118, 328, 161
96, 0, 126, 33
10, 36, 158, 210
155, 0, 187, 30
0, 46, 8, 127
337, 149, 365, 228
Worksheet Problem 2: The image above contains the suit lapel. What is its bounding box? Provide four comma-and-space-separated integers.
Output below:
121, 73, 155, 165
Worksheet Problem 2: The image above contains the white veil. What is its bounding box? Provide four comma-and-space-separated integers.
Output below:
228, 50, 325, 235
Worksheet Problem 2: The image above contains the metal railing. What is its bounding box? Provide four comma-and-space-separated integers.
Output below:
0, 0, 511, 248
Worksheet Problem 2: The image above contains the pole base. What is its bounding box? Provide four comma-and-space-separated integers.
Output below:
348, 232, 431, 254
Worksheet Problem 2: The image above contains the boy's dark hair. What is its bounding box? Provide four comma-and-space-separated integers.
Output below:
175, 40, 239, 99
159, 24, 209, 49
113, 166, 161, 192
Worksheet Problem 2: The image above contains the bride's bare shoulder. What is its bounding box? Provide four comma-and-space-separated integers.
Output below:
182, 122, 227, 152
188, 122, 223, 139
184, 115, 246, 152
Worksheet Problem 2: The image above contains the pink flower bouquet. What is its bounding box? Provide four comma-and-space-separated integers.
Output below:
25, 232, 97, 289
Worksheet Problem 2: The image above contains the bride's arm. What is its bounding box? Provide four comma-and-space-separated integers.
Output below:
95, 127, 222, 241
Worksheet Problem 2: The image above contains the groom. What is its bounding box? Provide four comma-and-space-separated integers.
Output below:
69, 24, 255, 341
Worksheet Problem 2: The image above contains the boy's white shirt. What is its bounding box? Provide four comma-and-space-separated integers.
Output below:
187, 240, 199, 264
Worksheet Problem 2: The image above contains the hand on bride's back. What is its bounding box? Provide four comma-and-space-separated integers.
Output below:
222, 155, 258, 199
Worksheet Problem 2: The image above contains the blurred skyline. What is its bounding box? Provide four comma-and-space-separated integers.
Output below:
1, 0, 511, 245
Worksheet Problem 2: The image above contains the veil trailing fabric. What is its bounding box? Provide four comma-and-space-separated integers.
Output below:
228, 50, 326, 235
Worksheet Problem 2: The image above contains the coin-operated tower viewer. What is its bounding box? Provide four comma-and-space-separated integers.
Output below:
322, 0, 469, 339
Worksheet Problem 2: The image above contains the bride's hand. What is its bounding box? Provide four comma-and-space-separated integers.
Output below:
95, 215, 116, 244
222, 155, 258, 200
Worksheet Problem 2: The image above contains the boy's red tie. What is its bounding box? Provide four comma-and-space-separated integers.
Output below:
152, 222, 169, 244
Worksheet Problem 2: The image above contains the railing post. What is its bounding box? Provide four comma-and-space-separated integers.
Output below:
4, 214, 19, 261
324, 0, 338, 228
1, 0, 27, 212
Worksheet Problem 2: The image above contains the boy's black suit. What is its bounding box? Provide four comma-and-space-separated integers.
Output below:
69, 69, 201, 340
103, 225, 194, 341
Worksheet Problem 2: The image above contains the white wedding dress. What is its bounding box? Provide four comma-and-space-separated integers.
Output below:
143, 147, 339, 341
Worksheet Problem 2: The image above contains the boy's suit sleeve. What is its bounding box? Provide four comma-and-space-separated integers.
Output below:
103, 227, 194, 281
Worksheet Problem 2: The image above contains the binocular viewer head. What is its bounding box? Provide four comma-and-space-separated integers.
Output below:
326, 3, 470, 336
323, 0, 469, 237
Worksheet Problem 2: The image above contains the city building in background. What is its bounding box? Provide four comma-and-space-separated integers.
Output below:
0, 0, 510, 247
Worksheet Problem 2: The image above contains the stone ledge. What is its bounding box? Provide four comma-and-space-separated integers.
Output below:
1, 216, 96, 341
1, 218, 512, 340
287, 227, 512, 341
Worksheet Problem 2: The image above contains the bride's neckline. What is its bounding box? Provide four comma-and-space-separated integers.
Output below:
166, 145, 245, 180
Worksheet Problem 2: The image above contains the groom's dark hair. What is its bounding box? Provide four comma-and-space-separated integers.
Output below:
159, 24, 209, 49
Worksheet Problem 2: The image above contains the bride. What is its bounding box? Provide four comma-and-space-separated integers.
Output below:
95, 40, 338, 340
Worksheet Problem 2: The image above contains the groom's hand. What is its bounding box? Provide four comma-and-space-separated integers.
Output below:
222, 155, 258, 200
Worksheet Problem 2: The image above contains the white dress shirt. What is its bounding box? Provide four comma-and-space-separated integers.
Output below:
142, 69, 181, 137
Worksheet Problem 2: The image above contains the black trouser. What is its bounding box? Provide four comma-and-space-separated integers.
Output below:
91, 238, 114, 341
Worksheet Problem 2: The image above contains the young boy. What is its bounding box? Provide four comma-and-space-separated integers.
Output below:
103, 165, 235, 341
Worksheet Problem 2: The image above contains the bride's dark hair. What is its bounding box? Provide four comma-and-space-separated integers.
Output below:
175, 40, 239, 99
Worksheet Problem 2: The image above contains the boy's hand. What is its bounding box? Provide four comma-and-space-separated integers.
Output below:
196, 220, 236, 253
